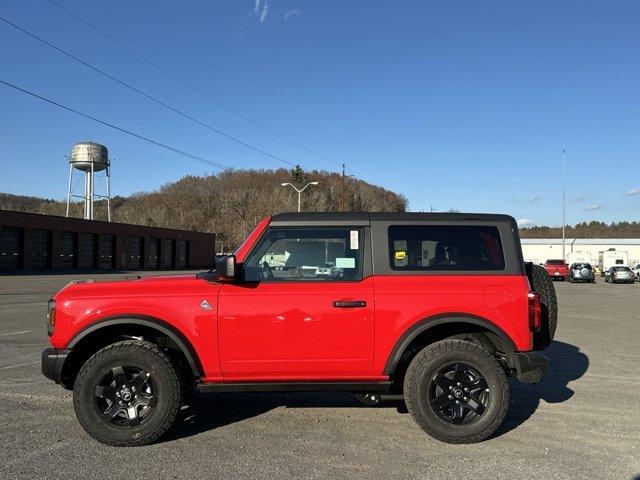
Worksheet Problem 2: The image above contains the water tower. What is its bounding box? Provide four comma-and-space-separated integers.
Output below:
65, 142, 111, 221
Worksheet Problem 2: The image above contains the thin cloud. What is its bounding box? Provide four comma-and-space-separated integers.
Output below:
259, 2, 270, 22
527, 195, 542, 203
283, 9, 303, 21
517, 218, 536, 228
572, 194, 589, 202
627, 188, 640, 196
583, 204, 603, 211
247, 0, 269, 24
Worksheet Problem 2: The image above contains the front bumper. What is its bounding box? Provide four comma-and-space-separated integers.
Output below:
41, 348, 70, 384
506, 351, 549, 384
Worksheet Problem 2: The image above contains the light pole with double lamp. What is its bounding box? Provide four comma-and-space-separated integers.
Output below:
281, 181, 319, 212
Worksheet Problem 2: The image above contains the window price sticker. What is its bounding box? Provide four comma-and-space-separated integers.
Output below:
350, 230, 359, 250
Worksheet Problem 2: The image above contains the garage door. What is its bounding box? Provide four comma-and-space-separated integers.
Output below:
59, 231, 77, 270
162, 239, 175, 268
177, 240, 188, 268
78, 233, 96, 269
32, 229, 52, 270
148, 238, 159, 268
0, 226, 23, 270
99, 234, 115, 269
129, 236, 143, 269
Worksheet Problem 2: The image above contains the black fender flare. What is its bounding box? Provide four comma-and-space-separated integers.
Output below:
67, 315, 203, 377
383, 314, 517, 376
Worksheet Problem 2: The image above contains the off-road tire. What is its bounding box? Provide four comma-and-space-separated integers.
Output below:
73, 340, 183, 447
403, 340, 509, 444
528, 263, 558, 347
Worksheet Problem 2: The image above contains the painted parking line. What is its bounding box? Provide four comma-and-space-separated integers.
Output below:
0, 361, 39, 370
1, 330, 31, 336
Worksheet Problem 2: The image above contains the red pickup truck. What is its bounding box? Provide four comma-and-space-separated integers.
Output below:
544, 259, 569, 281
43, 213, 556, 446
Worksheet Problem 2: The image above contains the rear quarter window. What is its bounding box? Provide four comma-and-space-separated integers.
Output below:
388, 225, 505, 271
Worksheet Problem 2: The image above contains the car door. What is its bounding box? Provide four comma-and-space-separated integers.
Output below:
217, 226, 374, 380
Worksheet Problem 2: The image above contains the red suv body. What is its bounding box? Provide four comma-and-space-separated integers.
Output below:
544, 259, 569, 280
43, 213, 553, 446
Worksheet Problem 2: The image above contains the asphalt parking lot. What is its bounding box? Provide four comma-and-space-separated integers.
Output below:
0, 272, 638, 479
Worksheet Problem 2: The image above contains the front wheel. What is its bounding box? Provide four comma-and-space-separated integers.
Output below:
73, 340, 183, 447
404, 340, 509, 444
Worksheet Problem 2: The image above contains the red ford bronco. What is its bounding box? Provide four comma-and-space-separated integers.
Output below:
42, 213, 556, 446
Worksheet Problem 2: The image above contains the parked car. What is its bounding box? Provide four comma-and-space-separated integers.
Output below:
544, 259, 569, 280
633, 264, 640, 282
598, 250, 629, 276
42, 212, 555, 446
568, 263, 595, 283
604, 266, 635, 284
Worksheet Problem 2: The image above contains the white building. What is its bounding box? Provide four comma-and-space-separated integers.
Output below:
520, 238, 640, 267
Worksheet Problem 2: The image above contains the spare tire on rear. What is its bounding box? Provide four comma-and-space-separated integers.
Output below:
526, 263, 558, 349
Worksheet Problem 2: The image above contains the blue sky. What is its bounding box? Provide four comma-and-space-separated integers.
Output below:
1, 0, 639, 226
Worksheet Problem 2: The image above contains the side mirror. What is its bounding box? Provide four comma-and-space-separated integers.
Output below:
216, 255, 236, 281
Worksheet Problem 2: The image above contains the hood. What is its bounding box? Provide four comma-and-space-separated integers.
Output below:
53, 272, 215, 300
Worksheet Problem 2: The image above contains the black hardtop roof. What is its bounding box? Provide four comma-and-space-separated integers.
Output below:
269, 212, 517, 226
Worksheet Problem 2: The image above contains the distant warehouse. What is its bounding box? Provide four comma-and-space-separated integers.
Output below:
521, 238, 640, 267
0, 210, 215, 272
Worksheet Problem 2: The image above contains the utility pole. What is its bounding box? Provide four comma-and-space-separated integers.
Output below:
341, 163, 346, 212
340, 163, 354, 212
562, 149, 566, 261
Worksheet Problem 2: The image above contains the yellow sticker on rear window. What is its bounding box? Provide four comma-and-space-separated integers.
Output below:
395, 251, 407, 260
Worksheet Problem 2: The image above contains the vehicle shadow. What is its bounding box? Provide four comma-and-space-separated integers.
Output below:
163, 340, 588, 443
162, 390, 381, 443
495, 340, 589, 437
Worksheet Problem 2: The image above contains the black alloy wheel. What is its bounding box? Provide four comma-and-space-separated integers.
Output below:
94, 366, 157, 427
428, 363, 490, 425
73, 340, 183, 446
404, 339, 509, 443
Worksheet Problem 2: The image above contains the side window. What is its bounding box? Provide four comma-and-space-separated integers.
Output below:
388, 225, 505, 271
244, 228, 363, 281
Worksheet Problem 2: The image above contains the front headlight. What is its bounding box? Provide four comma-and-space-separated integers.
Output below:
47, 299, 56, 336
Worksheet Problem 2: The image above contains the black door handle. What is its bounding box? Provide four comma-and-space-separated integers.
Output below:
333, 300, 366, 308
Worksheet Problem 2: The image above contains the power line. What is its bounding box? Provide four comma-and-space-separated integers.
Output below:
47, 0, 341, 167
0, 16, 297, 167
0, 78, 232, 171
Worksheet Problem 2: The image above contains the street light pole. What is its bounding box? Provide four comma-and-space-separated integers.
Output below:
281, 181, 319, 212
562, 149, 566, 261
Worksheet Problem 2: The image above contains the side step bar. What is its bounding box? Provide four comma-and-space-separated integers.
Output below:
196, 381, 392, 394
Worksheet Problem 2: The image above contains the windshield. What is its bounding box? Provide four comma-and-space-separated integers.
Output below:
546, 260, 565, 265
612, 267, 631, 272
572, 263, 591, 269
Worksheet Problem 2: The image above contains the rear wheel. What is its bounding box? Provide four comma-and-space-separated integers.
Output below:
73, 340, 183, 447
404, 340, 508, 444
